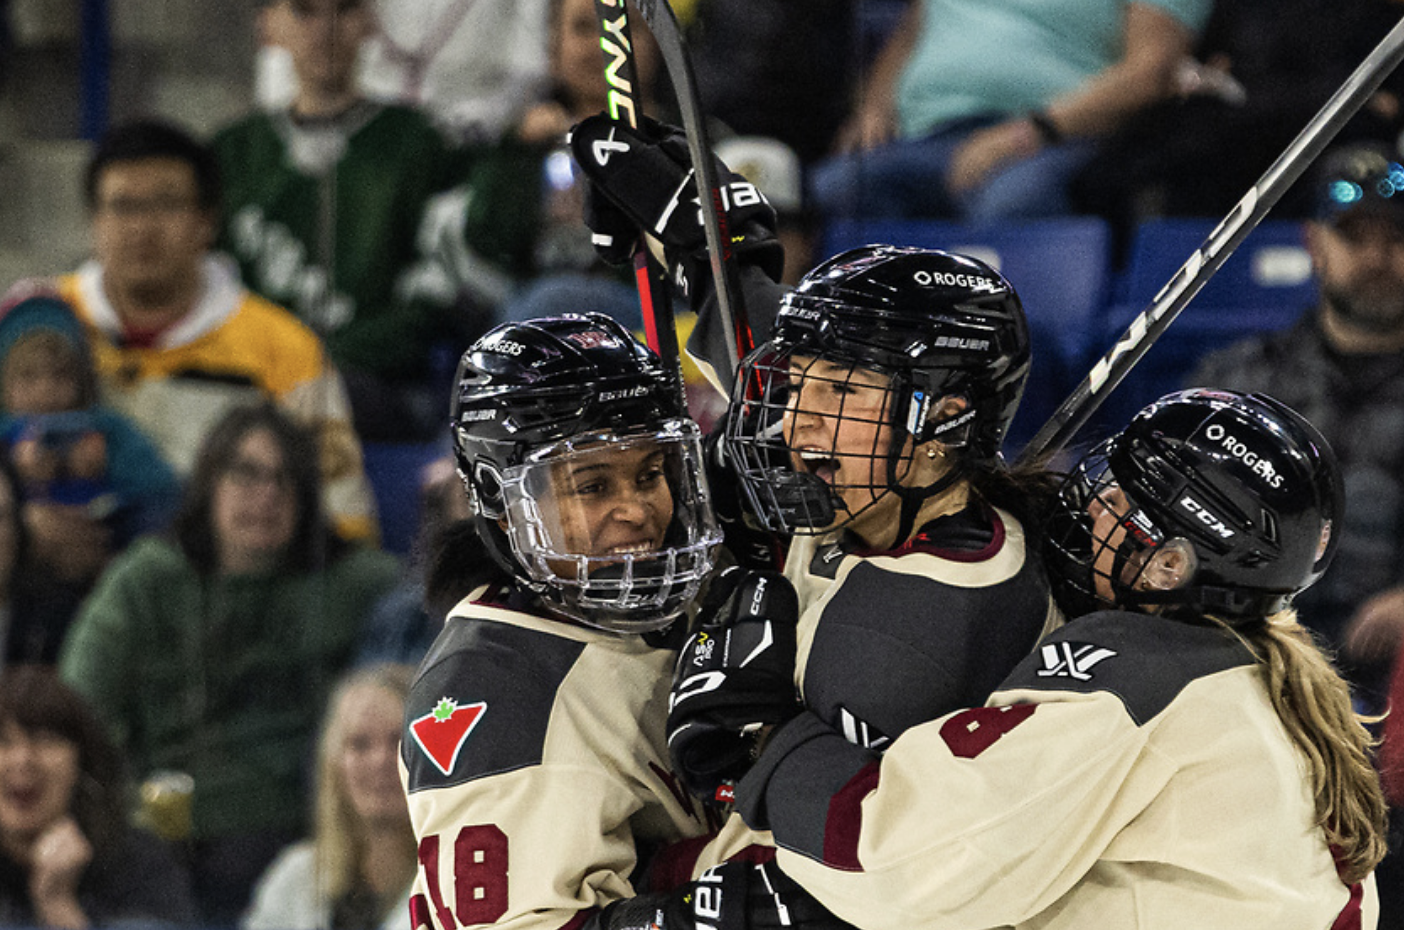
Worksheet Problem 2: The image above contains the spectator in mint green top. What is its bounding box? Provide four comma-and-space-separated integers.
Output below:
58, 402, 400, 925
810, 0, 1214, 223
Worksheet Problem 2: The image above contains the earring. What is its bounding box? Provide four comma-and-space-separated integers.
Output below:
926, 446, 943, 460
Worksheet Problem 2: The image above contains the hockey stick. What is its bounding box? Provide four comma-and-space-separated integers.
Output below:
593, 0, 685, 400
1017, 14, 1404, 464
629, 0, 755, 379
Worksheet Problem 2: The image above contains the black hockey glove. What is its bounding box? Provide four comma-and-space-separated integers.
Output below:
569, 113, 785, 299
588, 861, 848, 930
669, 567, 801, 803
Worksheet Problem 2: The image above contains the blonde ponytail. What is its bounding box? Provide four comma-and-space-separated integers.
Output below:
1239, 611, 1388, 884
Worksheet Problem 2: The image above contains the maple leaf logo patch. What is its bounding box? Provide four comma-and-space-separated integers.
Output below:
411, 697, 487, 776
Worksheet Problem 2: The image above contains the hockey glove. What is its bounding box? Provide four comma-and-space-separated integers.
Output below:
669, 567, 801, 802
588, 861, 847, 930
569, 113, 785, 298
580, 182, 642, 267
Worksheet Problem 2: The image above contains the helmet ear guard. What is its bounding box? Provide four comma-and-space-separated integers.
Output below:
911, 391, 977, 448
463, 458, 506, 520
1106, 536, 1201, 612
1141, 538, 1198, 592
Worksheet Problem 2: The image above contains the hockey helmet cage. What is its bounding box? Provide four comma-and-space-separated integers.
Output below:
451, 313, 720, 632
724, 245, 1031, 533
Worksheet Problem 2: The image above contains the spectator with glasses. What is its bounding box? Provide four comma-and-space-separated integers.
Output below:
54, 118, 379, 543
58, 403, 399, 924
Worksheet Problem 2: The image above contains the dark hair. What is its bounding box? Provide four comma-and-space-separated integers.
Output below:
84, 118, 222, 212
0, 454, 29, 582
173, 403, 342, 574
968, 453, 1064, 535
0, 665, 127, 851
425, 518, 503, 618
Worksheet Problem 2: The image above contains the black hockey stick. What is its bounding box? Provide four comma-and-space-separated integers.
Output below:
1017, 14, 1404, 464
593, 0, 685, 401
629, 0, 754, 379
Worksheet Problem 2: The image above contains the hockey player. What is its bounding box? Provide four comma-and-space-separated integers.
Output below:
567, 114, 1064, 882
399, 313, 724, 930
718, 389, 1387, 929
668, 246, 1064, 812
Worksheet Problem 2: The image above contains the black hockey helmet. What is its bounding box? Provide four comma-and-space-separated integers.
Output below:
451, 313, 720, 632
1043, 389, 1342, 623
724, 245, 1031, 534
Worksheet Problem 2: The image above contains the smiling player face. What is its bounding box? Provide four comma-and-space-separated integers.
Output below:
540, 441, 676, 563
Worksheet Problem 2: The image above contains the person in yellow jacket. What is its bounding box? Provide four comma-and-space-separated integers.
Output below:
57, 118, 377, 541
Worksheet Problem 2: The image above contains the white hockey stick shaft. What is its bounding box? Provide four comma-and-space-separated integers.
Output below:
1018, 14, 1404, 463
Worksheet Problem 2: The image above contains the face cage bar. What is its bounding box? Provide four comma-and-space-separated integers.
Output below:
500, 426, 722, 630
542, 541, 716, 627
1047, 445, 1176, 614
726, 349, 918, 535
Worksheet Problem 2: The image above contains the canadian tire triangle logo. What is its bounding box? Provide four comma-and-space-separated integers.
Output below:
411, 697, 487, 776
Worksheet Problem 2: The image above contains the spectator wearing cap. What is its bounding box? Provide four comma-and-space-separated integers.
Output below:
0, 282, 180, 658
1188, 141, 1404, 716
1189, 142, 1404, 925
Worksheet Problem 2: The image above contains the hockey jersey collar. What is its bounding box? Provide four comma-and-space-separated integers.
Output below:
847, 499, 1004, 561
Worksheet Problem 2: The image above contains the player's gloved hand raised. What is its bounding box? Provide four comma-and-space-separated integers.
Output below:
669, 567, 802, 803
568, 113, 785, 296
588, 860, 848, 930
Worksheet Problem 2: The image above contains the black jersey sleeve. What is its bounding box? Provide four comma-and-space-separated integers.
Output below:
402, 617, 586, 791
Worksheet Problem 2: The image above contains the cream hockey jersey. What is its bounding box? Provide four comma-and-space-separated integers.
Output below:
400, 586, 714, 930
693, 502, 1061, 871
787, 502, 1061, 744
734, 611, 1377, 930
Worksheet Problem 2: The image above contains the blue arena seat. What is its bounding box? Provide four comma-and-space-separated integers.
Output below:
1074, 216, 1315, 444
818, 216, 1115, 455
1083, 300, 1302, 442
361, 440, 450, 556
1115, 217, 1317, 310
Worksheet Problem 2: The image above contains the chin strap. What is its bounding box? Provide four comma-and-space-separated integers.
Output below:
885, 393, 981, 544
887, 451, 967, 548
